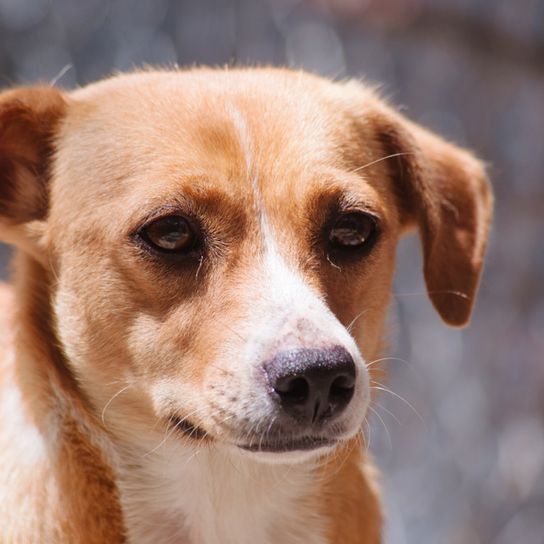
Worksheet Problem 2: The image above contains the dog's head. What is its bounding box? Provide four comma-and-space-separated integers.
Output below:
0, 69, 492, 462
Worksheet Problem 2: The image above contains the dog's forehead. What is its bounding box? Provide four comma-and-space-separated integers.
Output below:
66, 71, 342, 169
51, 71, 383, 238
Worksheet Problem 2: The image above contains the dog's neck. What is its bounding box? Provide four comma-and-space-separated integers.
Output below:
113, 428, 329, 544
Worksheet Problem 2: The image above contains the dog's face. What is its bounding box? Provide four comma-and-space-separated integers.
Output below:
0, 69, 492, 462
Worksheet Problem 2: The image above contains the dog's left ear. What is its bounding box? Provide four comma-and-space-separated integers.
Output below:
367, 102, 493, 327
0, 86, 67, 253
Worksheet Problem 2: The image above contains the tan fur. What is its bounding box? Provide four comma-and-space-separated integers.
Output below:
0, 68, 492, 543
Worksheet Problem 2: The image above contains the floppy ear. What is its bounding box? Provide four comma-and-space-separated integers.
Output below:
369, 103, 493, 327
0, 86, 67, 252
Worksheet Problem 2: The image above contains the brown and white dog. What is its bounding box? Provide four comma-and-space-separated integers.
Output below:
0, 68, 492, 543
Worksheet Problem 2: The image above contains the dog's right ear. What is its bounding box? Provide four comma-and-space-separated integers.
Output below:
0, 86, 66, 252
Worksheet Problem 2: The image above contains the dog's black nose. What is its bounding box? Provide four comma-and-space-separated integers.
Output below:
264, 346, 356, 425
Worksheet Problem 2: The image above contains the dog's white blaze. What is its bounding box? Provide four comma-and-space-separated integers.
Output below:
228, 103, 269, 229
228, 103, 255, 186
242, 218, 371, 434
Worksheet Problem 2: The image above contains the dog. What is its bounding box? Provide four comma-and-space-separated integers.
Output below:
0, 68, 492, 543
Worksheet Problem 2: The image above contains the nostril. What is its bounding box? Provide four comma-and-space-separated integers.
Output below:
331, 373, 355, 390
329, 374, 355, 403
274, 376, 309, 405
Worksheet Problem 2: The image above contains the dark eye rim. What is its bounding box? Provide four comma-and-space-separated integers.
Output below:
133, 212, 204, 260
325, 210, 381, 257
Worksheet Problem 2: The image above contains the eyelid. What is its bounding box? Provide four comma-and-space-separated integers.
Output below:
340, 209, 381, 228
336, 203, 381, 222
327, 205, 382, 233
129, 205, 190, 237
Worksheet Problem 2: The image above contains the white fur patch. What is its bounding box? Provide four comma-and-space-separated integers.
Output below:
228, 103, 254, 180
239, 218, 371, 439
117, 436, 328, 544
0, 374, 48, 470
0, 362, 53, 528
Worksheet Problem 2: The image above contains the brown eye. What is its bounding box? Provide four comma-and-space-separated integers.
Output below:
328, 212, 377, 250
139, 215, 196, 253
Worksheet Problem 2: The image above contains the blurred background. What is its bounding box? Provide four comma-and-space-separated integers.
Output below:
0, 0, 543, 542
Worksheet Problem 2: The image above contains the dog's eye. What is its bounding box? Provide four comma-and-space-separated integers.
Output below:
139, 216, 195, 253
328, 212, 377, 250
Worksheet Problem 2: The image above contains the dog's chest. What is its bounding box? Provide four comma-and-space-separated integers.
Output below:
118, 445, 328, 544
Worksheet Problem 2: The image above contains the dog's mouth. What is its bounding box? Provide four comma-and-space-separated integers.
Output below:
169, 415, 209, 441
169, 416, 340, 453
238, 435, 337, 453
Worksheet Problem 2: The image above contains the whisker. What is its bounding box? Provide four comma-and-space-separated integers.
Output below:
371, 400, 402, 426
347, 309, 369, 334
349, 152, 413, 175
393, 289, 469, 300
101, 385, 132, 426
353, 432, 366, 459
50, 63, 73, 86
361, 421, 371, 453
143, 419, 180, 458
216, 318, 247, 343
142, 406, 203, 457
331, 434, 361, 478
371, 381, 424, 424
326, 253, 342, 271
195, 255, 204, 280
362, 418, 372, 452
366, 356, 411, 369
368, 405, 392, 451
180, 447, 202, 469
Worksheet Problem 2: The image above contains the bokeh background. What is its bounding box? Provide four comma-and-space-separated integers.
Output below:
1, 1, 543, 542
